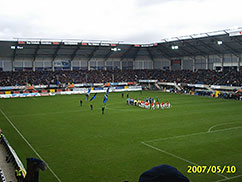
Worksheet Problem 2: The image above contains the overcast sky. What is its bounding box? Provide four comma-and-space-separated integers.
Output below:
0, 0, 242, 43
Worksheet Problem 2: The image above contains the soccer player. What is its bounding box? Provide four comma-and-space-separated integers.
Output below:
166, 101, 171, 108
160, 102, 165, 109
151, 102, 155, 110
102, 106, 105, 115
130, 98, 134, 105
80, 99, 82, 106
134, 99, 137, 106
122, 93, 124, 98
145, 101, 149, 109
138, 100, 141, 106
156, 101, 159, 109
90, 104, 93, 110
141, 100, 145, 108
127, 98, 130, 105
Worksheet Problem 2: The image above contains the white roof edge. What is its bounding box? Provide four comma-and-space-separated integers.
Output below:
1, 27, 242, 44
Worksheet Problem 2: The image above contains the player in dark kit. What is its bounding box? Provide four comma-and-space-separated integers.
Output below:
80, 100, 82, 106
90, 104, 93, 110
122, 93, 124, 98
102, 106, 105, 115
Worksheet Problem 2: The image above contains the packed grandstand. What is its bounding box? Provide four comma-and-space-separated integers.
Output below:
0, 69, 242, 87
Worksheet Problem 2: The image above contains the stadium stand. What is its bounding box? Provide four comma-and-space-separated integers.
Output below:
0, 70, 241, 87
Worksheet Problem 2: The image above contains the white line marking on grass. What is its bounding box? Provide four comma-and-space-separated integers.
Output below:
141, 141, 228, 179
208, 121, 242, 132
143, 126, 242, 143
213, 174, 242, 182
141, 141, 198, 166
0, 108, 62, 182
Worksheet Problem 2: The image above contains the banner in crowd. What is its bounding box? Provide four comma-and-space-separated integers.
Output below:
54, 60, 71, 68
139, 80, 158, 83
0, 82, 136, 91
0, 93, 54, 98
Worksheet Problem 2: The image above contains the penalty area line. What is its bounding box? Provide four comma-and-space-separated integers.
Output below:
143, 126, 242, 143
208, 121, 242, 133
0, 108, 62, 182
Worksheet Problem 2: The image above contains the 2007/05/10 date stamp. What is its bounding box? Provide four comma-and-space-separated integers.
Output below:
187, 166, 236, 174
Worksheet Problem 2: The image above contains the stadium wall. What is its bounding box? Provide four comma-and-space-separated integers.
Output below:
153, 58, 171, 70
0, 53, 242, 71
0, 59, 12, 71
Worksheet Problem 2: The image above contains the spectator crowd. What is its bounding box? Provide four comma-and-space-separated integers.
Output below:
0, 69, 241, 87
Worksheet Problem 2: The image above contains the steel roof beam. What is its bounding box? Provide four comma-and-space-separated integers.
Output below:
120, 45, 133, 61
156, 46, 172, 60
87, 46, 99, 62
132, 47, 140, 61
70, 45, 81, 61
103, 49, 113, 62
33, 45, 40, 62
146, 47, 155, 62
224, 30, 242, 47
51, 44, 62, 62
210, 36, 240, 57
177, 38, 208, 59
193, 35, 222, 58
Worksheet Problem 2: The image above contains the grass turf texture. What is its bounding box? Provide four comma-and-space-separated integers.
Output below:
0, 91, 242, 182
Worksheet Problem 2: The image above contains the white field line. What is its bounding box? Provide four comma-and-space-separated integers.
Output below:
213, 174, 242, 182
141, 141, 199, 166
143, 126, 242, 143
141, 125, 242, 181
141, 141, 228, 179
208, 121, 242, 132
0, 109, 62, 182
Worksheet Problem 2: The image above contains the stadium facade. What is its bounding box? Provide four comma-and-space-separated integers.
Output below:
0, 28, 242, 72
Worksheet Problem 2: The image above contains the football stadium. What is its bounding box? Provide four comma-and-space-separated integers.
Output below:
0, 28, 242, 182
1, 1, 242, 181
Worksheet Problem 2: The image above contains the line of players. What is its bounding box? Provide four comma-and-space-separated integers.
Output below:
127, 98, 171, 110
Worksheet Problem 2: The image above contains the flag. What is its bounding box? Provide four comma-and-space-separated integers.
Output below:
86, 88, 91, 101
103, 87, 110, 104
105, 87, 110, 96
89, 93, 97, 102
103, 94, 108, 104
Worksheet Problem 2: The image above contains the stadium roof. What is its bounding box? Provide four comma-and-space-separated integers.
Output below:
1, 28, 242, 61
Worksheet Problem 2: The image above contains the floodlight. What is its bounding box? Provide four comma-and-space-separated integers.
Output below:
171, 45, 179, 50
111, 48, 121, 52
217, 41, 223, 45
17, 46, 23, 49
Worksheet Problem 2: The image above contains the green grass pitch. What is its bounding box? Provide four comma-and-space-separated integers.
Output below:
0, 91, 242, 182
